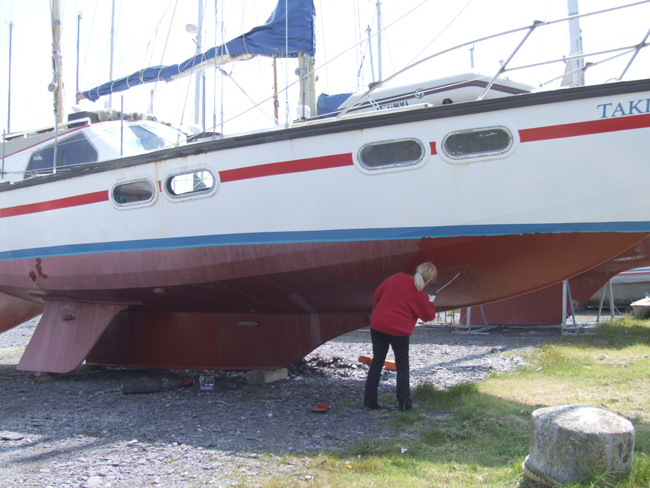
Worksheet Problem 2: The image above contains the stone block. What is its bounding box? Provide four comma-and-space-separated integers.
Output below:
246, 367, 288, 384
523, 405, 635, 486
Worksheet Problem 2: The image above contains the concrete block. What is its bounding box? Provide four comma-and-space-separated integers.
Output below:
247, 367, 288, 384
523, 405, 635, 486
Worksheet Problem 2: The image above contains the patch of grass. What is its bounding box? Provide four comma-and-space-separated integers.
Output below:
257, 318, 650, 487
413, 381, 479, 410
338, 396, 362, 408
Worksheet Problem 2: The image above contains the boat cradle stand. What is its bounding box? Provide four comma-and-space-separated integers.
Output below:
561, 280, 594, 336
453, 306, 496, 335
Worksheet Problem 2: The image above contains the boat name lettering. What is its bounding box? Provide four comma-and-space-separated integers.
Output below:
597, 99, 650, 119
376, 100, 409, 111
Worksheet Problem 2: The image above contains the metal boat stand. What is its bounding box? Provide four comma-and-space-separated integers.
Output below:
453, 305, 496, 335
561, 279, 593, 335
596, 279, 619, 323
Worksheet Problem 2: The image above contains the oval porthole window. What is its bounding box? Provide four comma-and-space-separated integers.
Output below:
442, 127, 513, 159
358, 139, 425, 170
112, 179, 155, 206
165, 169, 216, 197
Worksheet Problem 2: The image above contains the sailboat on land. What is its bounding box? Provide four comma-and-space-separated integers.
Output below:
1, 0, 650, 373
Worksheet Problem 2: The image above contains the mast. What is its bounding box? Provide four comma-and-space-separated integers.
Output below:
563, 0, 585, 86
366, 24, 376, 83
7, 21, 12, 133
76, 12, 82, 95
109, 0, 115, 108
297, 52, 316, 118
50, 0, 64, 124
376, 0, 382, 81
194, 0, 205, 131
273, 57, 280, 124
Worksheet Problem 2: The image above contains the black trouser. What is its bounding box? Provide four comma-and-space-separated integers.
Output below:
363, 328, 412, 410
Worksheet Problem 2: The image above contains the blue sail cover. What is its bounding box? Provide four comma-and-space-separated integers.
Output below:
78, 0, 315, 102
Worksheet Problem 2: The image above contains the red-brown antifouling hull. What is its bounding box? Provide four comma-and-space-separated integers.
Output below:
85, 311, 369, 370
461, 236, 650, 326
8, 230, 648, 372
0, 292, 43, 334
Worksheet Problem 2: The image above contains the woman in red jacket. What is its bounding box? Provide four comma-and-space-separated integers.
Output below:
363, 262, 437, 411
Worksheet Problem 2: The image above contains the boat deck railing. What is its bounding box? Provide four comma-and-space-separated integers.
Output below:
337, 0, 650, 120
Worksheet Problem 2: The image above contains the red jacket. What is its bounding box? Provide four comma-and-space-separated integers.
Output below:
370, 272, 437, 336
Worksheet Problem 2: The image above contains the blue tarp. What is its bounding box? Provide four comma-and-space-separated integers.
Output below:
78, 0, 315, 102
317, 92, 353, 117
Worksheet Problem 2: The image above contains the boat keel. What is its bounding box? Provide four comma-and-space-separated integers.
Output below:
85, 310, 369, 370
17, 300, 129, 373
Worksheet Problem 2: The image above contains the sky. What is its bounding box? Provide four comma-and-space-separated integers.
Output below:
0, 0, 648, 136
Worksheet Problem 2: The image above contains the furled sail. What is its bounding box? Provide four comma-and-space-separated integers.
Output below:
77, 0, 315, 102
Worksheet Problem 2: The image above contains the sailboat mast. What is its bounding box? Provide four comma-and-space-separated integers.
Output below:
273, 57, 280, 124
109, 0, 115, 109
7, 21, 12, 133
564, 0, 585, 86
76, 12, 82, 95
194, 0, 204, 129
297, 53, 316, 118
50, 0, 64, 124
376, 0, 382, 81
366, 24, 375, 83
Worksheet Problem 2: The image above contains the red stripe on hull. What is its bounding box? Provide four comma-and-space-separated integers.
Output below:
519, 113, 650, 143
0, 190, 108, 218
219, 153, 353, 182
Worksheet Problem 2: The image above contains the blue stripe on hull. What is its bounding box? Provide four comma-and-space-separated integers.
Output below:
2, 221, 649, 262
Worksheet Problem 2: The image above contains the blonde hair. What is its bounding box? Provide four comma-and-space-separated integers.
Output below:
414, 262, 437, 292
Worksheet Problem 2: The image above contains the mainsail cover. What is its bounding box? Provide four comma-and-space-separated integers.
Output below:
78, 0, 315, 102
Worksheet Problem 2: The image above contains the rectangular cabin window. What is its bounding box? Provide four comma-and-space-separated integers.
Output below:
26, 132, 98, 177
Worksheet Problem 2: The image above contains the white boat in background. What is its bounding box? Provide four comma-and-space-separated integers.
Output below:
1, 0, 650, 373
631, 296, 650, 319
316, 73, 532, 117
587, 266, 650, 308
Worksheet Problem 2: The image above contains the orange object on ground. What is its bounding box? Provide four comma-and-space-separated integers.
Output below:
312, 402, 332, 413
358, 355, 397, 371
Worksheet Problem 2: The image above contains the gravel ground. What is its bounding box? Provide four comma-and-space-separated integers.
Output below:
0, 314, 598, 488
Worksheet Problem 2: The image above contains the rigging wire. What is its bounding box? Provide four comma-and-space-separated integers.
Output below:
348, 0, 430, 90
213, 0, 219, 135
218, 0, 226, 135
147, 0, 179, 115
404, 0, 473, 69
80, 0, 99, 88
178, 66, 195, 133
284, 0, 289, 127
318, 0, 329, 94
312, 0, 428, 96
